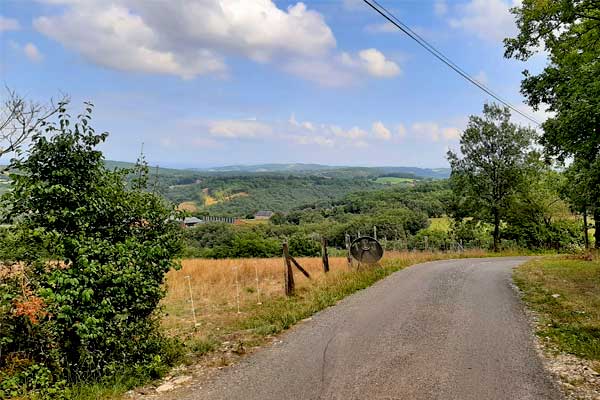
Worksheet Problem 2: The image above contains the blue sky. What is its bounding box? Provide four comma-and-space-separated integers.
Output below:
0, 0, 548, 168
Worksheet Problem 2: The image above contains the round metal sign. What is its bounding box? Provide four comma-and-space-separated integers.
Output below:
350, 236, 384, 264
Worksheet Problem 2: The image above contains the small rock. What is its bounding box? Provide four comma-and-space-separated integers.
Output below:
156, 382, 175, 393
137, 388, 154, 395
551, 294, 561, 298
562, 382, 575, 390
172, 375, 192, 385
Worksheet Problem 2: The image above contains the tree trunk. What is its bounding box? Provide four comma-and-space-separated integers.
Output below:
493, 208, 500, 253
583, 208, 589, 250
594, 209, 600, 250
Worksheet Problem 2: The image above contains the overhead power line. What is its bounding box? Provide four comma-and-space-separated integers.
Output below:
362, 0, 541, 126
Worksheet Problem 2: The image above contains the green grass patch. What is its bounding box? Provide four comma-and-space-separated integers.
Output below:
428, 217, 451, 232
375, 177, 415, 185
514, 256, 600, 361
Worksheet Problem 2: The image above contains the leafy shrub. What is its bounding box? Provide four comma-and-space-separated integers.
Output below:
0, 103, 183, 397
451, 219, 493, 249
503, 218, 583, 250
288, 234, 321, 257
409, 229, 452, 250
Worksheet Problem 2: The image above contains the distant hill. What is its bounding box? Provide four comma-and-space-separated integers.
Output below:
1, 160, 449, 216
101, 160, 451, 216
190, 163, 451, 179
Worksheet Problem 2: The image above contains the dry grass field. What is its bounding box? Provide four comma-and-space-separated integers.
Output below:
162, 256, 350, 337
161, 249, 489, 360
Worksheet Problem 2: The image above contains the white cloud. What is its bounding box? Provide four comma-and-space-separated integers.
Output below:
289, 113, 300, 127
341, 49, 401, 79
34, 0, 334, 79
332, 126, 368, 140
23, 43, 44, 63
358, 49, 401, 78
396, 124, 407, 138
413, 122, 442, 141
207, 119, 273, 139
287, 48, 400, 87
434, 0, 448, 16
442, 127, 461, 140
34, 0, 399, 86
302, 121, 315, 131
412, 122, 461, 142
293, 135, 334, 147
285, 57, 357, 87
372, 121, 392, 140
448, 0, 519, 42
0, 16, 20, 32
289, 113, 315, 131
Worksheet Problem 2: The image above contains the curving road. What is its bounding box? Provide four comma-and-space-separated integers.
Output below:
178, 257, 563, 400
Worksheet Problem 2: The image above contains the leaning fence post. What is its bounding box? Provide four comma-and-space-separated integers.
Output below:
321, 237, 330, 273
282, 241, 295, 296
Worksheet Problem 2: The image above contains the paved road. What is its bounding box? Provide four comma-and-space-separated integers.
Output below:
180, 257, 563, 400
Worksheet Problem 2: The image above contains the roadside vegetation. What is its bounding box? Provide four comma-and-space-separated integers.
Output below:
0, 0, 598, 397
514, 256, 600, 366
0, 105, 183, 399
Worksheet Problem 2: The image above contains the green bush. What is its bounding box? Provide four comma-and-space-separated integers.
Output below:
0, 103, 183, 398
503, 218, 583, 250
288, 234, 321, 257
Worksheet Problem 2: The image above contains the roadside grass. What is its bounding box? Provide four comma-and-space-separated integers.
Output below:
513, 255, 600, 366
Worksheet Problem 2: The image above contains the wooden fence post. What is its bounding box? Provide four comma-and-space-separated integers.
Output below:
345, 234, 352, 268
282, 241, 294, 296
321, 237, 330, 273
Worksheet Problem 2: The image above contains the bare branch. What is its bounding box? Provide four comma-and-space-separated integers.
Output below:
0, 87, 69, 169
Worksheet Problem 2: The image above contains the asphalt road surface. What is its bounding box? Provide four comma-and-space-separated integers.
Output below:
179, 257, 563, 400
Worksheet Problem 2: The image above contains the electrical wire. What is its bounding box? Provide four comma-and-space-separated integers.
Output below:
363, 0, 541, 126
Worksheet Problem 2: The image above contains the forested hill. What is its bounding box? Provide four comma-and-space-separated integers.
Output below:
101, 160, 449, 217
193, 163, 451, 179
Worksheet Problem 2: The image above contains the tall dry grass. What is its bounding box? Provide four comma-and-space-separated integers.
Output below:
162, 256, 348, 338
161, 250, 488, 343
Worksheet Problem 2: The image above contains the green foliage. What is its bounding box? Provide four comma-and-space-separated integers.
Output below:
288, 233, 321, 257
450, 219, 493, 249
447, 103, 535, 251
503, 160, 583, 250
409, 229, 451, 250
0, 103, 183, 398
505, 0, 600, 247
503, 218, 583, 251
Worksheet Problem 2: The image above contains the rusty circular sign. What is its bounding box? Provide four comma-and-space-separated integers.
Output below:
350, 236, 384, 264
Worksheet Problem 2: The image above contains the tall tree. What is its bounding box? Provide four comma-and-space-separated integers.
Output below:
562, 157, 597, 248
447, 103, 535, 252
505, 0, 600, 247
